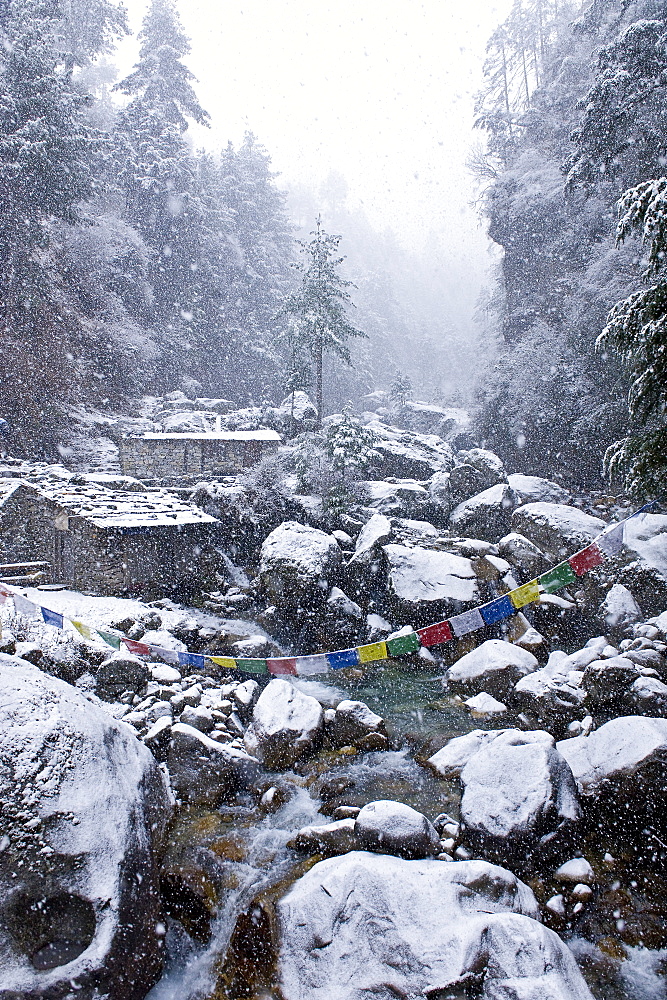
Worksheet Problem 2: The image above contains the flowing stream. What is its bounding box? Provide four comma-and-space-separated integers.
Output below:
146, 664, 667, 1000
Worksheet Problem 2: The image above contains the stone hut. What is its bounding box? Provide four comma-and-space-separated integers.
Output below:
0, 473, 224, 596
120, 429, 281, 480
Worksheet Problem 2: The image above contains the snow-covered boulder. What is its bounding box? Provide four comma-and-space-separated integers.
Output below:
362, 478, 432, 518
167, 723, 260, 805
631, 675, 667, 715
511, 503, 607, 560
328, 700, 388, 748
392, 401, 471, 439
354, 800, 440, 859
459, 740, 581, 867
426, 728, 554, 780
446, 639, 538, 700
382, 543, 478, 619
498, 532, 549, 576
449, 483, 518, 542
427, 470, 452, 521
581, 655, 640, 710
617, 514, 667, 614
259, 521, 342, 611
244, 678, 324, 770
95, 651, 150, 699
507, 474, 570, 505
276, 852, 593, 1000
0, 654, 171, 999
513, 651, 586, 733
461, 447, 507, 487
448, 463, 487, 505
326, 586, 362, 620
289, 818, 358, 857
348, 512, 392, 566
464, 692, 508, 715
598, 583, 642, 632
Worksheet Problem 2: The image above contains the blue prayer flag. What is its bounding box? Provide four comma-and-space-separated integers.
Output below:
41, 607, 64, 629
480, 595, 514, 626
326, 648, 360, 670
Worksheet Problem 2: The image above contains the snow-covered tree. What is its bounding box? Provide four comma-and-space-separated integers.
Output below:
326, 407, 377, 480
279, 217, 366, 425
390, 372, 413, 405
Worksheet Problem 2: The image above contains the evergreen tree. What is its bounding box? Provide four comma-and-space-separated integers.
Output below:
279, 217, 365, 425
326, 406, 377, 480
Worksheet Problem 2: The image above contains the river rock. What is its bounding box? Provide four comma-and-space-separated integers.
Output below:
355, 800, 440, 859
446, 639, 538, 700
599, 583, 642, 633
276, 852, 593, 999
510, 503, 607, 561
459, 741, 581, 869
244, 678, 323, 770
581, 654, 641, 711
259, 521, 342, 611
167, 722, 260, 805
462, 447, 507, 487
328, 700, 388, 748
426, 728, 554, 780
498, 531, 549, 575
382, 543, 478, 622
631, 675, 667, 714
289, 818, 358, 857
0, 654, 171, 1000
513, 651, 586, 734
449, 483, 518, 542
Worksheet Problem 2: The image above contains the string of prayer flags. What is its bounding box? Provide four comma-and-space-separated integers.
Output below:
178, 651, 206, 671
98, 631, 121, 650
267, 657, 298, 676
539, 562, 576, 593
358, 641, 388, 663
295, 653, 329, 675
13, 594, 38, 618
326, 648, 360, 670
509, 580, 540, 610
149, 645, 180, 666
123, 638, 151, 656
41, 607, 64, 628
386, 631, 421, 656
71, 620, 94, 640
480, 595, 515, 626
449, 608, 485, 638
597, 523, 625, 557
417, 621, 453, 647
208, 655, 238, 671
569, 543, 604, 576
236, 658, 269, 675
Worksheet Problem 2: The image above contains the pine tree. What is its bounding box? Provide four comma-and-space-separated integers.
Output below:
326, 407, 376, 480
279, 217, 366, 425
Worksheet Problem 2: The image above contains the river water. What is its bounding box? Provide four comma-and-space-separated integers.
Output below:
146, 663, 667, 1000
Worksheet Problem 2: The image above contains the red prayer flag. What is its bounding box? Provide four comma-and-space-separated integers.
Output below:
267, 657, 298, 676
123, 638, 151, 655
568, 543, 604, 577
417, 621, 453, 647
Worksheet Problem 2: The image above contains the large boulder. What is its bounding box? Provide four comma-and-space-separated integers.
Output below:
327, 700, 388, 748
0, 654, 171, 1000
362, 478, 432, 519
459, 740, 581, 868
244, 679, 324, 770
276, 852, 593, 1000
513, 651, 586, 734
507, 474, 571, 505
557, 716, 667, 837
511, 503, 607, 561
446, 639, 539, 700
598, 583, 642, 632
618, 514, 667, 614
461, 447, 508, 487
259, 521, 342, 611
354, 800, 440, 859
449, 483, 518, 542
382, 543, 478, 624
167, 723, 260, 806
95, 651, 150, 699
426, 728, 554, 780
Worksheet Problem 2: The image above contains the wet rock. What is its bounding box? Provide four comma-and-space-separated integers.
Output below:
95, 652, 150, 699
276, 852, 593, 999
446, 639, 538, 701
259, 521, 342, 612
289, 818, 358, 857
464, 692, 508, 715
244, 679, 323, 770
355, 800, 440, 859
459, 740, 581, 869
449, 483, 518, 542
233, 679, 260, 721
0, 653, 171, 1000
143, 716, 173, 761
554, 857, 594, 885
511, 503, 606, 561
167, 722, 260, 806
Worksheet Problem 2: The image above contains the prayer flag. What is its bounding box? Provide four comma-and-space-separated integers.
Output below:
569, 543, 604, 577
509, 580, 540, 610
208, 656, 238, 671
177, 651, 205, 670
327, 648, 360, 670
357, 641, 388, 663
149, 646, 180, 666
41, 607, 64, 629
0, 591, 8, 605
449, 608, 485, 637
386, 632, 421, 656
480, 595, 515, 626
13, 594, 37, 618
236, 658, 268, 675
124, 639, 151, 656
267, 657, 298, 676
98, 631, 121, 650
296, 654, 329, 675
539, 562, 576, 593
595, 524, 624, 557
71, 620, 93, 640
417, 621, 453, 647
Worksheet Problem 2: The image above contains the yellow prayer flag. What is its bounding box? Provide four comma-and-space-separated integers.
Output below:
71, 620, 93, 640
509, 580, 540, 609
357, 641, 388, 664
208, 656, 238, 670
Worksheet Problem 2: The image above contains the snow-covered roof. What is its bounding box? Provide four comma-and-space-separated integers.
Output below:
1, 476, 218, 529
135, 429, 281, 442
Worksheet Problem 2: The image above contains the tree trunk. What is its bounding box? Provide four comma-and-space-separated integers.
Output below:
315, 334, 323, 429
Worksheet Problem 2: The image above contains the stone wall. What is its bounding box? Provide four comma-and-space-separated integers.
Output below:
120, 436, 278, 480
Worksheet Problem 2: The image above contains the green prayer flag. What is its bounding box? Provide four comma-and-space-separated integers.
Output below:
539, 562, 576, 594
236, 658, 268, 675
387, 632, 421, 656
98, 631, 121, 650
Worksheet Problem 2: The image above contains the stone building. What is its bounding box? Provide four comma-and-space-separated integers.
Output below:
0, 472, 224, 596
119, 429, 281, 480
